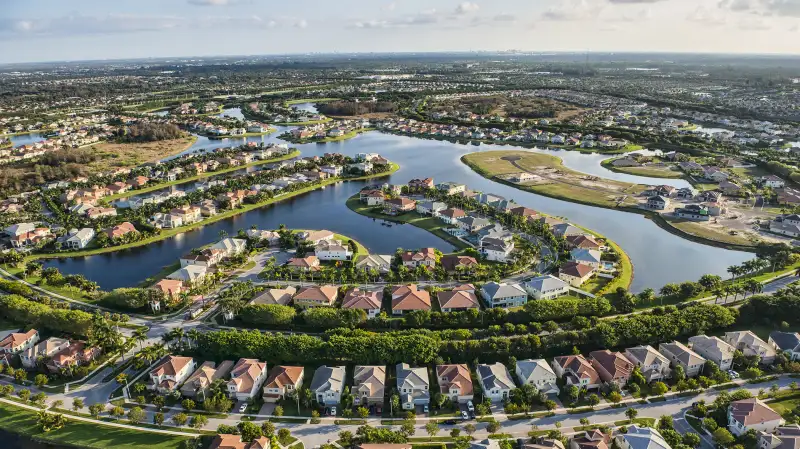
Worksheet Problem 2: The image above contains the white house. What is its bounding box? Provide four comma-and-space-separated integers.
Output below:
476, 363, 516, 402
624, 345, 671, 383
0, 329, 39, 354
481, 282, 528, 308
310, 365, 346, 406
64, 228, 95, 249
481, 237, 515, 263
525, 275, 570, 300
167, 265, 208, 285
728, 398, 783, 436
314, 239, 353, 261
149, 356, 196, 392
723, 331, 777, 365
570, 249, 602, 269
211, 238, 247, 258
396, 363, 430, 410
20, 337, 70, 369
227, 358, 268, 401
416, 201, 447, 216
615, 426, 671, 449
515, 359, 559, 395
355, 254, 392, 273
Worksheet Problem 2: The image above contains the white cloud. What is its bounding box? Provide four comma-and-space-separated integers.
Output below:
455, 2, 480, 14
384, 2, 396, 11
687, 7, 727, 25
541, 0, 604, 21
187, 0, 236, 6
607, 0, 665, 3
294, 19, 308, 28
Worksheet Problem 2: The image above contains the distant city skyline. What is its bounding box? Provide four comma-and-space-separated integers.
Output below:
2, 0, 799, 64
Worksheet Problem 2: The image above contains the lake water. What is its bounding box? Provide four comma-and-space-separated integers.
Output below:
217, 107, 245, 120
291, 102, 319, 114
8, 132, 47, 147
0, 429, 67, 449
41, 130, 753, 292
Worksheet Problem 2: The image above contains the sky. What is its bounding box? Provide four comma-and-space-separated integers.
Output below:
1, 0, 799, 64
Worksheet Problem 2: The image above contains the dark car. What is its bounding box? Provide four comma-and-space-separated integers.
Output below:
443, 419, 457, 426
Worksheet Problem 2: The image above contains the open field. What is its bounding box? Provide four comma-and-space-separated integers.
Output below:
346, 194, 471, 251
85, 136, 198, 171
665, 217, 761, 248
601, 159, 684, 179
0, 401, 194, 449
462, 150, 646, 209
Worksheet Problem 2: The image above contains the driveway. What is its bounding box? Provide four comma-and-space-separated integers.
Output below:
259, 402, 277, 415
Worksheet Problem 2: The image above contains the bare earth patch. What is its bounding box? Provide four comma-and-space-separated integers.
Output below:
85, 136, 197, 171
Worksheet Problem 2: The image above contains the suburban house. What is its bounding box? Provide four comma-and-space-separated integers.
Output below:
416, 201, 447, 216
457, 216, 492, 233
552, 223, 584, 238
570, 430, 612, 449
314, 240, 353, 261
400, 248, 437, 268
300, 230, 335, 245
615, 426, 671, 449
440, 255, 479, 274
63, 228, 95, 249
396, 363, 430, 410
355, 254, 393, 273
342, 288, 383, 318
20, 337, 70, 369
515, 359, 559, 395
436, 364, 474, 404
728, 398, 783, 436
310, 365, 346, 406
180, 248, 224, 268
359, 189, 386, 206
408, 178, 434, 189
437, 285, 480, 312
589, 350, 634, 386
105, 222, 138, 240
524, 275, 570, 300
658, 341, 706, 377
0, 329, 39, 354
688, 335, 735, 370
439, 208, 466, 225
761, 175, 786, 188
262, 366, 304, 403
383, 198, 416, 215
723, 331, 777, 365
352, 365, 386, 406
551, 355, 601, 390
558, 262, 595, 287
209, 434, 270, 449
476, 362, 516, 402
211, 238, 247, 257
46, 341, 101, 373
227, 358, 268, 401
523, 438, 565, 449
769, 331, 800, 361
565, 235, 602, 251
167, 265, 208, 285
286, 255, 321, 272
437, 182, 467, 195
646, 195, 670, 210
570, 249, 602, 269
181, 360, 235, 400
391, 284, 432, 315
293, 285, 338, 308
481, 282, 528, 308
149, 356, 196, 392
624, 345, 671, 382
481, 237, 515, 263
250, 286, 297, 306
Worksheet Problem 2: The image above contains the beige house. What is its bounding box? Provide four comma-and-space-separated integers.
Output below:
293, 285, 338, 308
728, 398, 783, 436
723, 331, 777, 365
227, 358, 268, 401
658, 341, 706, 378
353, 365, 386, 406
181, 360, 235, 400
436, 364, 474, 404
250, 286, 296, 306
688, 335, 735, 371
262, 366, 304, 403
0, 329, 39, 354
150, 356, 196, 392
21, 337, 70, 369
391, 285, 432, 315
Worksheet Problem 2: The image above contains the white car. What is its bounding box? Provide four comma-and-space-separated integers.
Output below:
467, 401, 475, 412
238, 404, 248, 413
330, 407, 337, 417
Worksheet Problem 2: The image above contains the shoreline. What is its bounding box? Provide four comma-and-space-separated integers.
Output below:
460, 154, 761, 253
102, 150, 301, 202
600, 157, 686, 180
280, 128, 373, 144
30, 163, 400, 261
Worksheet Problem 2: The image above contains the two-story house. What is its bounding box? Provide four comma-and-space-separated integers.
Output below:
658, 341, 706, 378
624, 345, 671, 383
769, 331, 800, 361
524, 275, 570, 300
481, 282, 528, 308
0, 329, 39, 355
227, 358, 268, 401
476, 363, 516, 402
21, 337, 70, 369
436, 364, 474, 404
589, 350, 634, 387
688, 335, 736, 371
310, 365, 346, 406
551, 355, 601, 390
391, 285, 432, 315
396, 363, 430, 410
150, 356, 196, 392
728, 398, 783, 436
515, 359, 559, 395
342, 288, 383, 318
262, 366, 304, 403
181, 360, 235, 400
723, 331, 777, 365
352, 365, 386, 406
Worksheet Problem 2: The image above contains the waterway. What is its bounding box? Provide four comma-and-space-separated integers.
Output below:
291, 102, 320, 114
7, 132, 46, 147
217, 107, 245, 120
0, 429, 68, 449
41, 129, 753, 292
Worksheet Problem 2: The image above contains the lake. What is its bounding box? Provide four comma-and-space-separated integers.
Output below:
41, 130, 753, 292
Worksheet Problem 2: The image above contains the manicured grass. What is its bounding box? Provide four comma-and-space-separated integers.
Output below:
765, 392, 800, 418
30, 164, 399, 261
282, 128, 373, 144
103, 150, 300, 202
0, 401, 194, 449
345, 195, 471, 250
5, 267, 98, 303
139, 262, 182, 288
686, 415, 705, 433
613, 418, 656, 427
601, 158, 684, 179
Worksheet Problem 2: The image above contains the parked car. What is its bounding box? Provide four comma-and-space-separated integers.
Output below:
461, 411, 469, 420
443, 419, 457, 425
238, 404, 248, 413
467, 401, 474, 412
728, 370, 740, 379
422, 405, 429, 414
330, 407, 337, 417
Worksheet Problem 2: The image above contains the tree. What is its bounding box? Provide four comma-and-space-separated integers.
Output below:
625, 408, 638, 423
274, 405, 284, 417
310, 410, 321, 424
451, 428, 462, 438
608, 391, 622, 404
182, 399, 196, 411
587, 393, 600, 407
172, 413, 189, 427
32, 392, 47, 408
682, 433, 701, 448
34, 374, 49, 387
36, 411, 66, 432
486, 420, 501, 434
89, 403, 104, 418
401, 421, 416, 437
127, 407, 145, 424
191, 414, 208, 429
152, 395, 166, 411
464, 423, 477, 437
338, 430, 354, 446
154, 412, 165, 427
18, 389, 30, 402
713, 428, 735, 446
238, 421, 262, 442
425, 421, 440, 440
262, 421, 276, 437
278, 428, 291, 442
72, 398, 84, 412
652, 382, 668, 397
357, 407, 369, 419
658, 415, 674, 431
110, 406, 125, 420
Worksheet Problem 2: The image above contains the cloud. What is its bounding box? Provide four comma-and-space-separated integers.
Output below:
738, 17, 771, 29
718, 0, 754, 11
455, 2, 480, 14
607, 0, 664, 2
687, 7, 727, 25
349, 8, 441, 29
187, 0, 236, 5
493, 13, 516, 22
541, 0, 604, 21
384, 2, 396, 11
608, 8, 653, 21
719, 0, 800, 17
294, 19, 308, 28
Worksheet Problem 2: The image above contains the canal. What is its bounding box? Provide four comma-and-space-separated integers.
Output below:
39, 130, 753, 292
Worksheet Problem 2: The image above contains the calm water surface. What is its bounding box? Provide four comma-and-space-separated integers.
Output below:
41, 130, 753, 292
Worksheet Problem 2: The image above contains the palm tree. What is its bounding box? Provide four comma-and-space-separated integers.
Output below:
727, 265, 740, 280
744, 279, 762, 298
132, 328, 148, 350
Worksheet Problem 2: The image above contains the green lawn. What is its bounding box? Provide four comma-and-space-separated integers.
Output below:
0, 401, 194, 449
766, 392, 800, 418
345, 195, 471, 251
